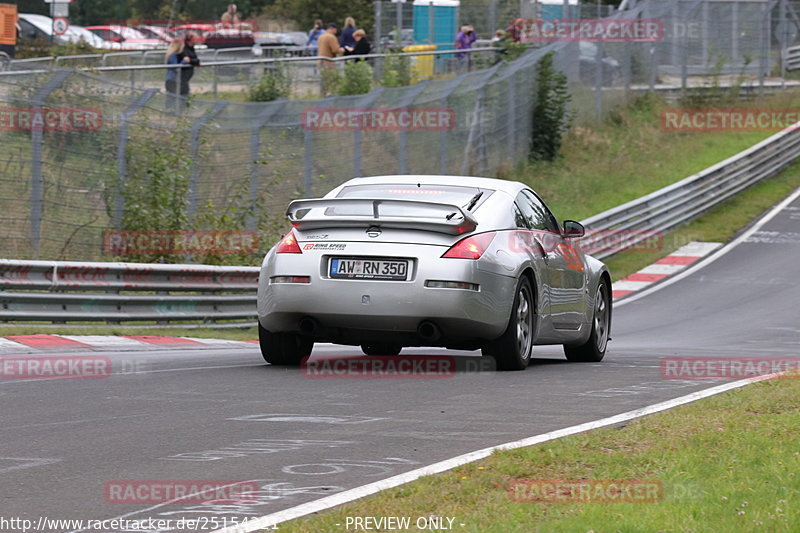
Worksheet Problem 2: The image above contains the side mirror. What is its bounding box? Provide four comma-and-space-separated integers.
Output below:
562, 220, 585, 238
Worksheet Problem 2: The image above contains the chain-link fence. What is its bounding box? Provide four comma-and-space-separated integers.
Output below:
0, 0, 793, 263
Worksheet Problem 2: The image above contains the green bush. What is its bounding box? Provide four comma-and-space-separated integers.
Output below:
249, 65, 292, 102
339, 61, 373, 95
529, 52, 572, 162
381, 53, 411, 88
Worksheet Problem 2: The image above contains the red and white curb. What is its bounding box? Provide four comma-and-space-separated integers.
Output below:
0, 335, 258, 355
612, 241, 722, 300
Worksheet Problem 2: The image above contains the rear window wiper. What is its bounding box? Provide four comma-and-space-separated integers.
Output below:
465, 191, 484, 212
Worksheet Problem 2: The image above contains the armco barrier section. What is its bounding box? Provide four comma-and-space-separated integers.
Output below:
2, 119, 799, 325
0, 260, 259, 325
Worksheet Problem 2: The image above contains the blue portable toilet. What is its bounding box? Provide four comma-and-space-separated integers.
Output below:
413, 0, 459, 50
539, 0, 579, 20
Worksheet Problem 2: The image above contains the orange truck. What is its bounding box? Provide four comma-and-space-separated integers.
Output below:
0, 2, 17, 67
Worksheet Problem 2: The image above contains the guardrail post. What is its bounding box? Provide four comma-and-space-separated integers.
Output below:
114, 89, 159, 230
188, 102, 229, 215
29, 69, 71, 258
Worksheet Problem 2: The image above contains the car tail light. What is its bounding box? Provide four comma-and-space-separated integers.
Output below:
276, 231, 302, 254
442, 232, 497, 260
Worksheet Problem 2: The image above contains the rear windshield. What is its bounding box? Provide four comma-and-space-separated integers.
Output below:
335, 184, 493, 217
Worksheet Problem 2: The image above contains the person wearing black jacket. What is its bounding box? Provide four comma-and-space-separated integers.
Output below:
177, 32, 201, 101
344, 29, 371, 61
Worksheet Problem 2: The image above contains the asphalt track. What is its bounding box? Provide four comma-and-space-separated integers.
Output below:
1, 190, 798, 532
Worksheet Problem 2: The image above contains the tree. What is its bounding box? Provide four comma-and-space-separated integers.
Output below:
529, 52, 572, 162
273, 0, 374, 37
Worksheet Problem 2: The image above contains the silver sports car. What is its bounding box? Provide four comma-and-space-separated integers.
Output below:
257, 175, 611, 371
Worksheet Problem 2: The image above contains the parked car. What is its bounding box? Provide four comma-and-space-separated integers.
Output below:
135, 25, 175, 43
66, 25, 120, 50
169, 24, 215, 40
257, 175, 612, 371
203, 24, 255, 49
17, 13, 68, 45
85, 25, 164, 50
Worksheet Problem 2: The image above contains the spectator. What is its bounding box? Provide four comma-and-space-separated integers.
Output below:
340, 17, 357, 49
344, 29, 371, 60
492, 29, 507, 43
455, 24, 477, 51
164, 38, 188, 113
318, 23, 343, 59
506, 18, 524, 43
306, 19, 324, 55
177, 32, 201, 103
221, 4, 241, 27
455, 24, 477, 66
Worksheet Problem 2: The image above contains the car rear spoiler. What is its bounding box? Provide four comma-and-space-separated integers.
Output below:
286, 198, 478, 235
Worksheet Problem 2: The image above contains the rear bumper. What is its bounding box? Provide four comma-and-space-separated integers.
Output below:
258, 250, 516, 345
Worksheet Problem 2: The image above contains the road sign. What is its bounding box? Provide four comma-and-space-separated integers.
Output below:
53, 3, 69, 18
53, 17, 69, 36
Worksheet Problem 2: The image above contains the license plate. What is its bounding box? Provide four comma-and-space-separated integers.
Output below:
329, 258, 409, 280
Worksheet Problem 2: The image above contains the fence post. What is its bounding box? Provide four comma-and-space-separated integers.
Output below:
29, 69, 71, 258
507, 75, 516, 162
114, 89, 158, 230
595, 43, 604, 120
249, 103, 286, 229
303, 128, 314, 197
188, 102, 229, 215
375, 1, 383, 54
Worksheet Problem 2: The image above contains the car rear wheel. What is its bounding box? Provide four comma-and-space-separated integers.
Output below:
483, 277, 534, 371
361, 343, 403, 356
259, 323, 313, 366
564, 281, 610, 362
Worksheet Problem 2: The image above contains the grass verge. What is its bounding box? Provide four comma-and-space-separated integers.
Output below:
274, 377, 800, 532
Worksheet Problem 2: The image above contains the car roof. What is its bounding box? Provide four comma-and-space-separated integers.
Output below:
336, 175, 527, 196
19, 14, 53, 33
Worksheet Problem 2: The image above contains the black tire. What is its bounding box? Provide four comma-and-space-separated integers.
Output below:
360, 343, 403, 356
258, 322, 313, 366
482, 276, 535, 371
564, 280, 610, 363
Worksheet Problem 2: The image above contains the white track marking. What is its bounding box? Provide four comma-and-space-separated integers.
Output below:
671, 242, 723, 256
0, 338, 30, 352
612, 280, 653, 291
638, 264, 685, 275
617, 186, 800, 307
59, 335, 151, 348
213, 373, 780, 533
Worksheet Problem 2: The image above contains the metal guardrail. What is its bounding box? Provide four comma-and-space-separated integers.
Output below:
1, 122, 799, 325
0, 260, 258, 326
786, 45, 800, 71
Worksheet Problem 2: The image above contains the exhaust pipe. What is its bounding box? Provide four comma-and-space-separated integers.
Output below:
417, 321, 441, 342
299, 317, 319, 336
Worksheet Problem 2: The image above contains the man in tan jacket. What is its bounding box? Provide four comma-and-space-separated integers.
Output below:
318, 23, 343, 59
317, 23, 343, 95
